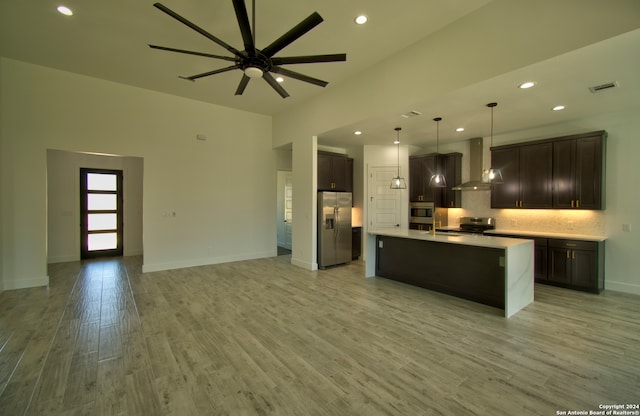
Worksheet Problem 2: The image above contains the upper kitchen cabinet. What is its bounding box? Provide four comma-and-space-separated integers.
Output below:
553, 131, 606, 210
318, 151, 353, 191
491, 130, 606, 210
410, 153, 462, 207
409, 154, 438, 203
491, 142, 553, 209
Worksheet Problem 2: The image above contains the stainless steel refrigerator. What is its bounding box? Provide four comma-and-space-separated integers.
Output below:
318, 191, 352, 268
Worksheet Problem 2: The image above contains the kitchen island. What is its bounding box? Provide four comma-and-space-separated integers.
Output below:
365, 229, 534, 318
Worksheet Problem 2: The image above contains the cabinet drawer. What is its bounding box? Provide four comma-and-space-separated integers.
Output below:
548, 239, 597, 251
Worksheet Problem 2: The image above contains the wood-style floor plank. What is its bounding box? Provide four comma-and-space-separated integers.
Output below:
0, 255, 639, 415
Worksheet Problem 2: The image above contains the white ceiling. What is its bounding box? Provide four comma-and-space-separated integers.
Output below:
1, 0, 639, 148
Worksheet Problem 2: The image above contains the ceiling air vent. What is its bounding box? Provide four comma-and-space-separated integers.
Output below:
589, 81, 618, 93
401, 110, 422, 118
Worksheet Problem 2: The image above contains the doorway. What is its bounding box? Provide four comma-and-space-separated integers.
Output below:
80, 168, 124, 259
277, 170, 293, 255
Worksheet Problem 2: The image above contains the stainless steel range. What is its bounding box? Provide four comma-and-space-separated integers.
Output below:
443, 217, 496, 234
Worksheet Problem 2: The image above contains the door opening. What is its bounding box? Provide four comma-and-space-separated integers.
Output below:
80, 168, 124, 259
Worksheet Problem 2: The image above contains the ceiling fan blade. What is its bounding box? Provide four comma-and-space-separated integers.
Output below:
231, 0, 255, 54
235, 75, 250, 95
153, 3, 244, 58
149, 45, 237, 62
271, 54, 346, 65
180, 65, 240, 81
271, 66, 328, 88
263, 72, 290, 98
261, 12, 323, 58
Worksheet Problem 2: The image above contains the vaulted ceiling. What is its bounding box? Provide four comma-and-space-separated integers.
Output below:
2, 1, 639, 147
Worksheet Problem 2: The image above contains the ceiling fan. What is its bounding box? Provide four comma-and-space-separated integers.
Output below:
149, 0, 347, 98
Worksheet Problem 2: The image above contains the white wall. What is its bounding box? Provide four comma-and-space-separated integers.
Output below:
47, 149, 144, 263
1, 57, 274, 289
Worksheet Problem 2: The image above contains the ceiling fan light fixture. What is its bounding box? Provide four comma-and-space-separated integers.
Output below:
244, 66, 264, 78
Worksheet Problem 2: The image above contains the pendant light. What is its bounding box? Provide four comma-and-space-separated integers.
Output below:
428, 117, 447, 188
482, 102, 504, 184
390, 127, 407, 189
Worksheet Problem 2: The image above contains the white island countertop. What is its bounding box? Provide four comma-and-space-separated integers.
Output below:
368, 228, 533, 249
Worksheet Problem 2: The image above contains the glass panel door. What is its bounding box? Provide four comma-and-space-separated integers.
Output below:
80, 168, 123, 258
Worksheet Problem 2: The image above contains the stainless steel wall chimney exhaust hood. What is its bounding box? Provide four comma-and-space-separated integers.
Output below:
451, 137, 491, 191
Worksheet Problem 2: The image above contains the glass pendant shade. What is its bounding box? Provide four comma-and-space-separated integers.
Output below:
485, 102, 504, 184
428, 173, 447, 188
390, 127, 406, 189
428, 117, 447, 188
482, 168, 504, 184
390, 176, 407, 189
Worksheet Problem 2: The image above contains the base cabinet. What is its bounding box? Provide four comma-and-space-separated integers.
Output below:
491, 233, 604, 293
548, 239, 603, 292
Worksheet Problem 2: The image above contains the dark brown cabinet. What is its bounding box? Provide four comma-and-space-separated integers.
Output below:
410, 153, 462, 207
491, 130, 606, 210
409, 154, 438, 202
553, 132, 606, 210
318, 151, 352, 191
351, 227, 362, 260
548, 239, 604, 293
489, 233, 603, 293
441, 153, 462, 208
491, 142, 553, 209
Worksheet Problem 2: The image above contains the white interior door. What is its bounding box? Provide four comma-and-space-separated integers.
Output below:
368, 166, 403, 229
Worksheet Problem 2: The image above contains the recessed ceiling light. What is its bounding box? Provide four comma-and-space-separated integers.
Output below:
354, 15, 368, 25
354, 131, 362, 136
456, 127, 465, 132
275, 76, 284, 83
552, 105, 566, 111
57, 5, 73, 16
518, 81, 536, 89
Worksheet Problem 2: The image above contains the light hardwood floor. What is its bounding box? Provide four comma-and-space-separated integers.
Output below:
1, 255, 639, 415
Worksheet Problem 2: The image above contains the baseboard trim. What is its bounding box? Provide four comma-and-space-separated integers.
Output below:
48, 255, 79, 264
2, 275, 49, 291
605, 280, 640, 295
290, 257, 318, 271
142, 250, 276, 273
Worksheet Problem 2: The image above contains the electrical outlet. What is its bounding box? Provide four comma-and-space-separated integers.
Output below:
622, 224, 631, 232
567, 220, 574, 230
510, 219, 518, 227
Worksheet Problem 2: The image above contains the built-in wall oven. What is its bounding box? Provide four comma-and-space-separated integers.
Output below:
409, 201, 434, 231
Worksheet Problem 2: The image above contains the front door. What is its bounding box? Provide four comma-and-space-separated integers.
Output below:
80, 168, 124, 259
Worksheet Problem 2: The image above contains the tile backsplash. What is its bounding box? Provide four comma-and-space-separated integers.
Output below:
447, 191, 606, 236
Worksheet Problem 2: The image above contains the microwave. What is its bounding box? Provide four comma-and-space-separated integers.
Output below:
409, 202, 434, 224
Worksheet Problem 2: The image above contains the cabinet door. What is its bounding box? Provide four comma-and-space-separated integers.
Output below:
575, 135, 603, 209
442, 153, 462, 208
534, 239, 548, 281
331, 155, 348, 191
409, 157, 425, 201
571, 248, 598, 288
491, 147, 520, 208
552, 139, 576, 208
520, 143, 553, 208
548, 245, 572, 284
317, 152, 334, 190
422, 155, 441, 204
345, 158, 354, 193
